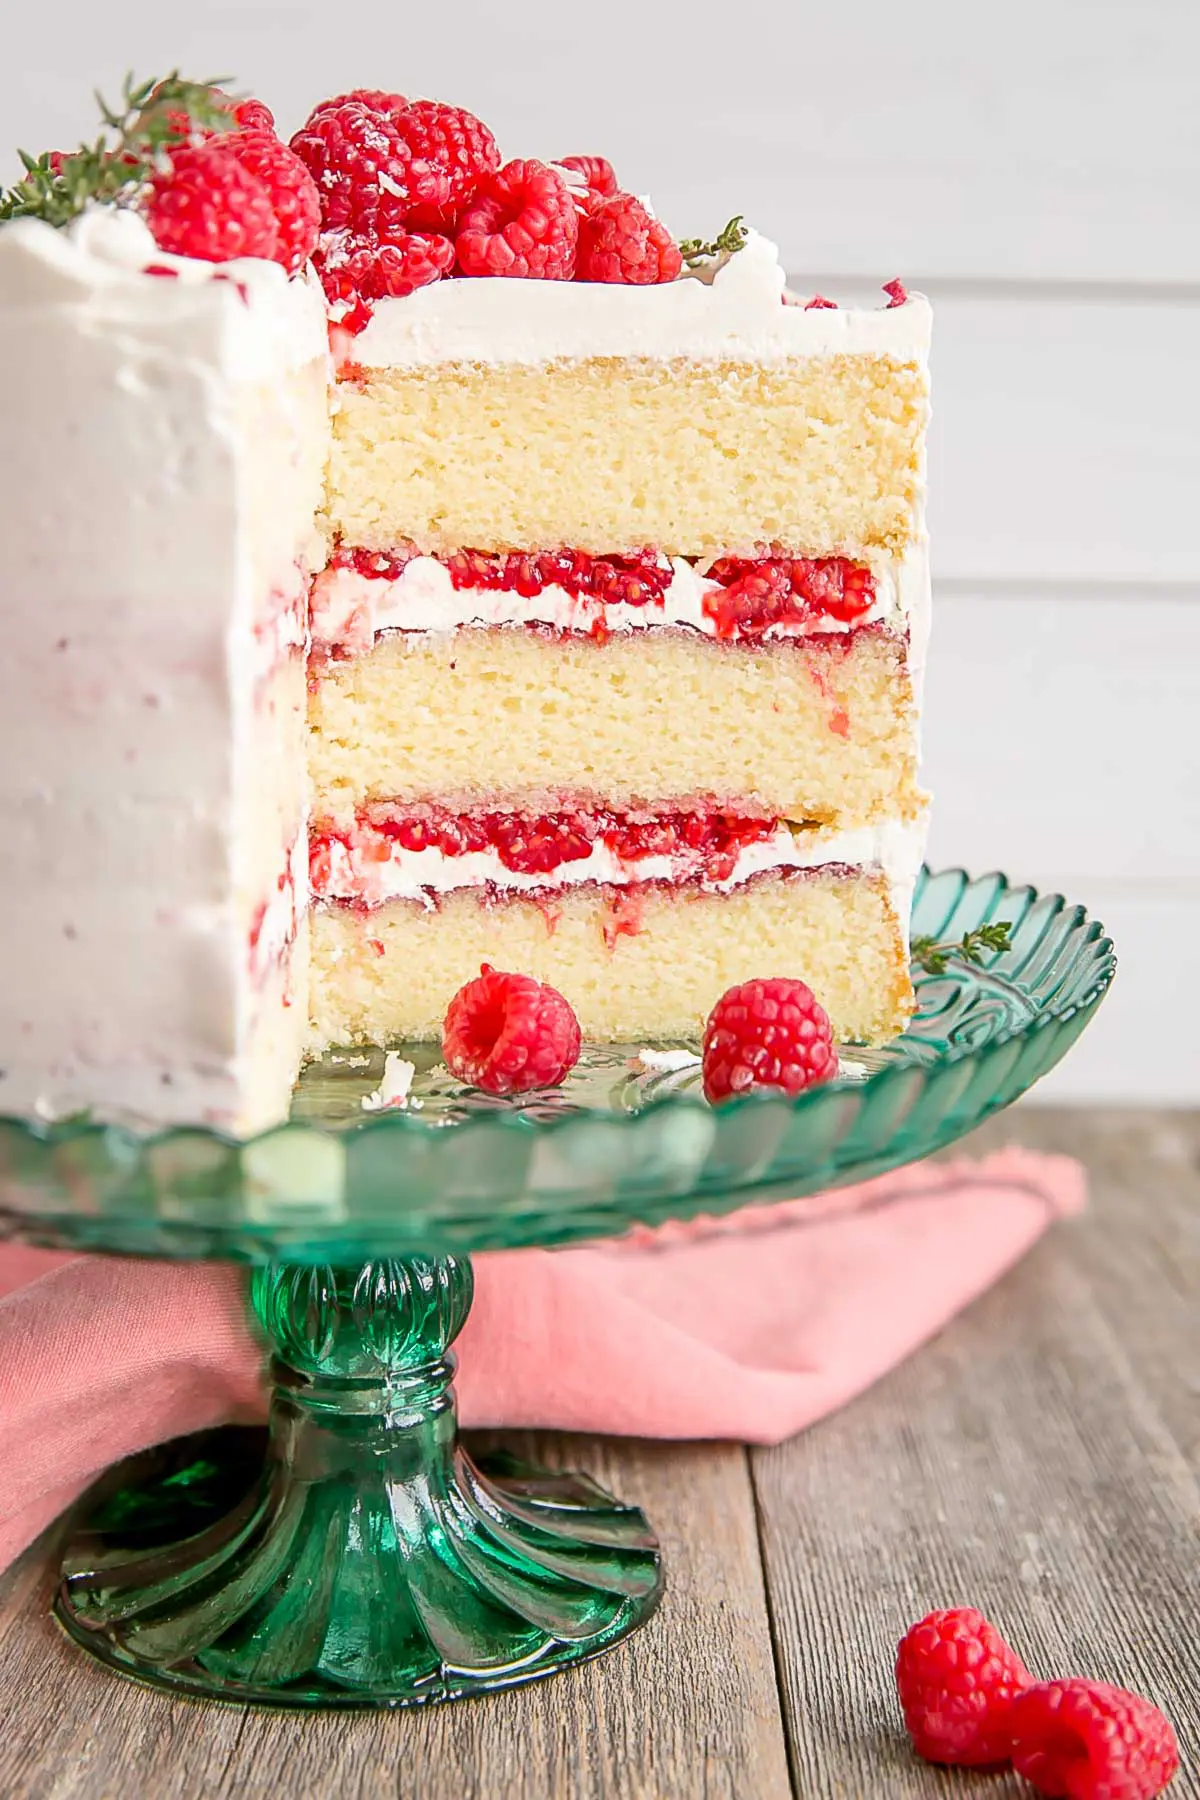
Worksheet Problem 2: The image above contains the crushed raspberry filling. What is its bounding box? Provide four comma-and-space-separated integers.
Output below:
445, 548, 671, 608
703, 556, 876, 637
328, 543, 417, 583
312, 805, 781, 888
324, 544, 878, 637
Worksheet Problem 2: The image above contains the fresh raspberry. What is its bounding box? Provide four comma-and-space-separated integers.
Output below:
289, 100, 451, 237
456, 158, 578, 279
391, 100, 500, 231
883, 277, 908, 307
701, 977, 837, 1103
145, 143, 279, 265
314, 227, 455, 307
309, 89, 408, 119
576, 192, 682, 284
805, 294, 837, 309
230, 97, 276, 134
557, 154, 619, 198
1010, 1680, 1179, 1800
896, 1608, 1034, 1768
223, 133, 320, 273
442, 964, 582, 1095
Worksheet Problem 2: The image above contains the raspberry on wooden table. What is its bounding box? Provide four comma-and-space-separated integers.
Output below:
145, 143, 279, 264
442, 965, 582, 1096
224, 133, 321, 273
1010, 1680, 1179, 1800
393, 100, 500, 231
455, 158, 578, 279
576, 192, 682, 284
701, 977, 836, 1104
896, 1607, 1034, 1768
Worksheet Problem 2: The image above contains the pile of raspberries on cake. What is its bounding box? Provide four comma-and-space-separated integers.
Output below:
142, 88, 683, 319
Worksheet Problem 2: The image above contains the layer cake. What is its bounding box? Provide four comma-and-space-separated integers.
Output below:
0, 81, 930, 1130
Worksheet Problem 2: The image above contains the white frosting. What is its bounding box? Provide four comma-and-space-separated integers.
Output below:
630, 1048, 702, 1074
0, 207, 330, 377
0, 212, 328, 1132
361, 1052, 416, 1112
316, 814, 927, 932
311, 554, 906, 652
350, 229, 931, 370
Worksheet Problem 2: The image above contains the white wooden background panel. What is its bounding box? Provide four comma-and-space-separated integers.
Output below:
922, 596, 1200, 885
6, 0, 1200, 283
1013, 894, 1200, 1103
923, 596, 1200, 1103
5, 0, 1196, 1099
926, 294, 1200, 583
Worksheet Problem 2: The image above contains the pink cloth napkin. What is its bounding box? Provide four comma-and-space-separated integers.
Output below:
0, 1146, 1083, 1574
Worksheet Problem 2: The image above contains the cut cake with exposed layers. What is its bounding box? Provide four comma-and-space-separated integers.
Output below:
308, 228, 931, 1061
0, 104, 930, 1133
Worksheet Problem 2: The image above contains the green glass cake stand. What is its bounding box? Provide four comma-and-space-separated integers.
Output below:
0, 868, 1114, 1710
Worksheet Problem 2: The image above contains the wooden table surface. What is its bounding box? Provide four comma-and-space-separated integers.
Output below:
1, 1106, 1196, 1800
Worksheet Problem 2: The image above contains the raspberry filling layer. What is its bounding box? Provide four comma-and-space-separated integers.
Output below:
310, 546, 881, 657
312, 803, 797, 905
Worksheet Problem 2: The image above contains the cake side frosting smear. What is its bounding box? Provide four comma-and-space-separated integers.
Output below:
0, 211, 329, 1131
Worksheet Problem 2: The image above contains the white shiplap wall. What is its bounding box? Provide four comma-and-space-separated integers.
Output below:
5, 0, 1198, 1100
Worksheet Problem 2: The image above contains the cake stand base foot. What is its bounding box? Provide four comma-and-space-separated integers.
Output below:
55, 1256, 660, 1708
55, 1424, 661, 1708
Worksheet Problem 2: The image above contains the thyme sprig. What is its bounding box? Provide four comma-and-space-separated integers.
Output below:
679, 214, 747, 272
0, 72, 234, 227
911, 922, 1013, 977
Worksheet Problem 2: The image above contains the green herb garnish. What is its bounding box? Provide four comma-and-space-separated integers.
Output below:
911, 921, 1013, 976
0, 71, 234, 227
679, 214, 748, 271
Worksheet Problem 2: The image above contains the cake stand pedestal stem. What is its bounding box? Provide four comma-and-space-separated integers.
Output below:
54, 1254, 662, 1708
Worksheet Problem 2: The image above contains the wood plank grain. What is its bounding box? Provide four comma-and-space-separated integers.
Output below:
0, 1436, 790, 1800
751, 1110, 1200, 1797
952, 1107, 1200, 1471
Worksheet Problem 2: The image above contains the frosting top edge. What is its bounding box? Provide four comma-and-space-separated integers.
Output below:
350, 228, 931, 370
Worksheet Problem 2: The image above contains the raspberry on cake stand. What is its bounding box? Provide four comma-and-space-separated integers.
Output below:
0, 869, 1114, 1709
